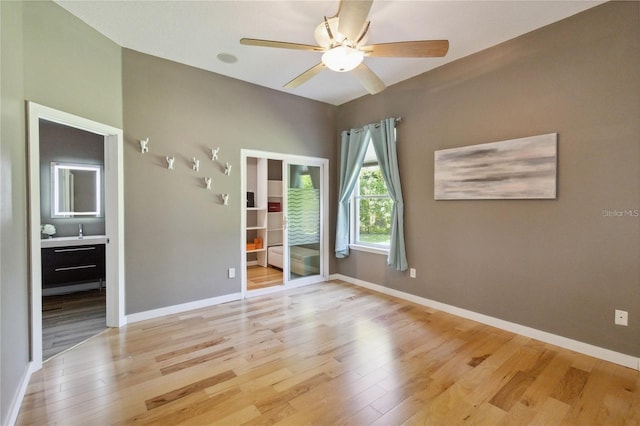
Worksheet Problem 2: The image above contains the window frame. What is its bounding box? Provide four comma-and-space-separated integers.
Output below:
348, 146, 391, 255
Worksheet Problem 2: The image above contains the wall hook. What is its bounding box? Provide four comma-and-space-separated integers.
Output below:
211, 147, 220, 161
222, 193, 229, 206
139, 137, 149, 154
166, 156, 175, 170
224, 162, 232, 176
193, 157, 200, 172
204, 177, 212, 190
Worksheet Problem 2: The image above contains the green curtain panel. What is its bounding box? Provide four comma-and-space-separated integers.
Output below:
367, 119, 408, 271
335, 128, 370, 258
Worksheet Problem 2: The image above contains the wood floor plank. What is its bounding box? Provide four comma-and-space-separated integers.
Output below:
247, 265, 283, 290
17, 281, 640, 425
461, 401, 508, 425
145, 370, 237, 410
42, 288, 106, 360
528, 397, 571, 425
242, 402, 298, 426
550, 366, 590, 405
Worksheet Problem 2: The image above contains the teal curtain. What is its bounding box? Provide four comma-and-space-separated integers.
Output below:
367, 118, 408, 271
335, 128, 370, 258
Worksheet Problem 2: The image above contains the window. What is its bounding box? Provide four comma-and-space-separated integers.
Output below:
350, 141, 392, 251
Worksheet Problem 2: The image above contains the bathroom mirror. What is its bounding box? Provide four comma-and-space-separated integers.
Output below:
50, 162, 103, 218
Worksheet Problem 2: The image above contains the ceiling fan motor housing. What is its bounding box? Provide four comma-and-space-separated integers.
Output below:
315, 17, 368, 72
314, 16, 369, 48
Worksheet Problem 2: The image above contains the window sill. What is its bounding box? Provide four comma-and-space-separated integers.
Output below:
349, 244, 389, 256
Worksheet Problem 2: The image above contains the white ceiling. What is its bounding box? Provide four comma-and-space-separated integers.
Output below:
55, 0, 604, 106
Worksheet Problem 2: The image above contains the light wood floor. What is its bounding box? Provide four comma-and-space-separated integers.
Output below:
42, 288, 106, 360
18, 281, 639, 425
247, 265, 283, 291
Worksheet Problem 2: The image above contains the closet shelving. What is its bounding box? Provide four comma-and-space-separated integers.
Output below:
245, 158, 283, 267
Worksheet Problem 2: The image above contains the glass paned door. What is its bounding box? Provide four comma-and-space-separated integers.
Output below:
286, 163, 322, 282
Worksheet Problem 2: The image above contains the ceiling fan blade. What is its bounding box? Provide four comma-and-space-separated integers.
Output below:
362, 40, 450, 57
337, 0, 373, 42
240, 38, 324, 52
284, 63, 326, 89
352, 63, 385, 95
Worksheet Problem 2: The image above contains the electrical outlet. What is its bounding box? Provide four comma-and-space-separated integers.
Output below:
228, 268, 235, 279
410, 268, 416, 278
615, 309, 628, 326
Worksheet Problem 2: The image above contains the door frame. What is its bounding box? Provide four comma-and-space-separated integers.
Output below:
240, 149, 329, 297
27, 102, 125, 370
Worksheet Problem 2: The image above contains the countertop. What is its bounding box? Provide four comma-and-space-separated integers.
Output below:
40, 235, 108, 248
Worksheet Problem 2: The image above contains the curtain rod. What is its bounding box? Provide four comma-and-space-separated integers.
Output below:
376, 117, 403, 126
345, 117, 402, 134
373, 117, 402, 129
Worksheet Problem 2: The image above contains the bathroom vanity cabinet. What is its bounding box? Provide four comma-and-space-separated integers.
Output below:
41, 243, 105, 289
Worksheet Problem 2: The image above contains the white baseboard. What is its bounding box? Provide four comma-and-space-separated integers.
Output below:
5, 362, 34, 426
126, 292, 243, 324
126, 276, 328, 324
330, 273, 640, 371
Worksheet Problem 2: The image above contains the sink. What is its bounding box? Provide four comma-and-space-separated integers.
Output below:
40, 235, 108, 248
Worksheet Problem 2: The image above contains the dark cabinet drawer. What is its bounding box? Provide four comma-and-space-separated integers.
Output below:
42, 244, 105, 288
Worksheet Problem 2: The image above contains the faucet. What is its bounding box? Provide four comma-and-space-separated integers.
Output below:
78, 223, 83, 239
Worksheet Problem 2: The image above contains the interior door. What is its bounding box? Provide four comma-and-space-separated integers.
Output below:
285, 161, 324, 284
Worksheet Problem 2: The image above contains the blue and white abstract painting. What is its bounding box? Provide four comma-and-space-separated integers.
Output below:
434, 133, 557, 200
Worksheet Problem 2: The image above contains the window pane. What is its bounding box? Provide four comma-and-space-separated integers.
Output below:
358, 166, 387, 196
357, 197, 392, 246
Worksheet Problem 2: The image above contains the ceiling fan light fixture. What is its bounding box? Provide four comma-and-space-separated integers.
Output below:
322, 45, 364, 72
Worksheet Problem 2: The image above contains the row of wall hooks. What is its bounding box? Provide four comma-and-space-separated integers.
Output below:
138, 137, 232, 206
163, 155, 230, 175
140, 138, 230, 173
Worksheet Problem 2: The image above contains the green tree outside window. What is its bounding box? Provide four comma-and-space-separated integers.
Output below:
356, 166, 392, 245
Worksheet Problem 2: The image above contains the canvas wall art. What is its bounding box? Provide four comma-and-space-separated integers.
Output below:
434, 133, 557, 200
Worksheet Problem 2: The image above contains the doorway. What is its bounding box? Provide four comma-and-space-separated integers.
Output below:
241, 150, 329, 296
39, 119, 107, 360
27, 102, 125, 370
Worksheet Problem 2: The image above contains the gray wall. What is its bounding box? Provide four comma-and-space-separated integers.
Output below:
0, 1, 29, 424
336, 1, 640, 357
122, 49, 337, 314
40, 120, 106, 237
0, 1, 122, 422
22, 1, 123, 128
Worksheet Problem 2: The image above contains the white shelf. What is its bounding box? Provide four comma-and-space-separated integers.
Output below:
246, 161, 282, 269
268, 180, 283, 197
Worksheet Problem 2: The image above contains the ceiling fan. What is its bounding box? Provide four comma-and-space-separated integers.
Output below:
240, 0, 449, 95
